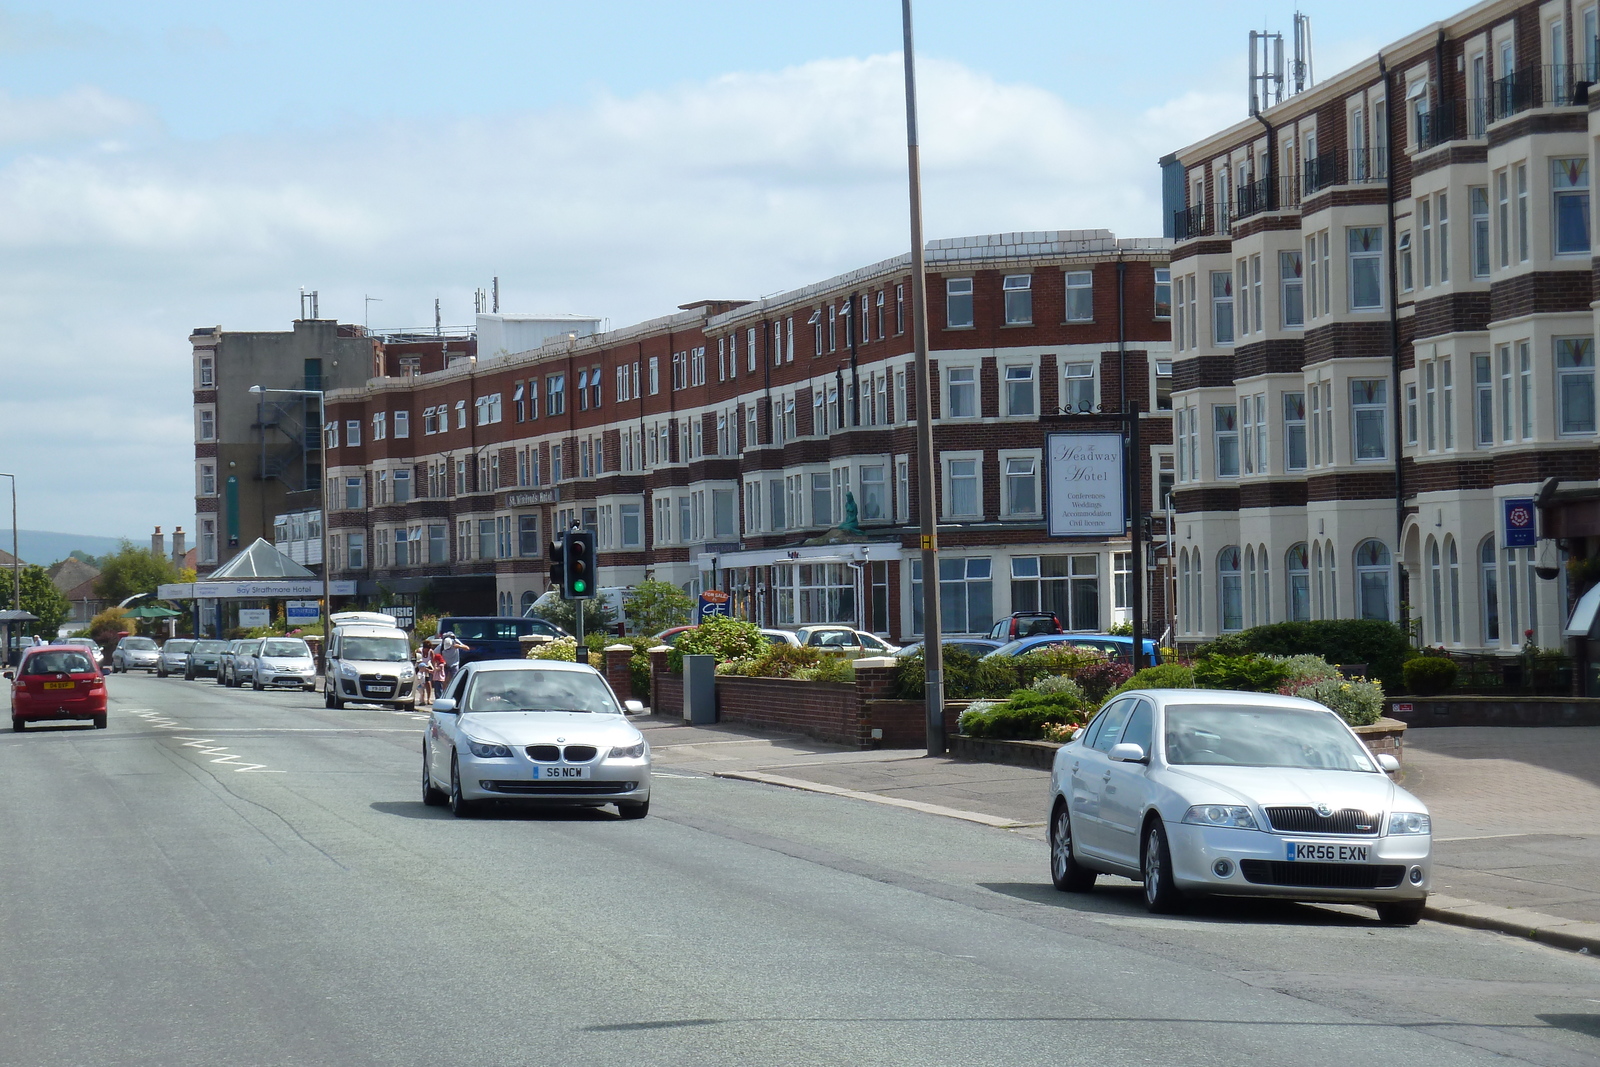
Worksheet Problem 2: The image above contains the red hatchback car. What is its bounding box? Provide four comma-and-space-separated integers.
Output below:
7, 645, 108, 731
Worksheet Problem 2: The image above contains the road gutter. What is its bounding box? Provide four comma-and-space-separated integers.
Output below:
1423, 895, 1600, 955
712, 770, 1034, 829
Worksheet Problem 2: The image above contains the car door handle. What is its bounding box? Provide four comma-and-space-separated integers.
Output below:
1102, 771, 1113, 781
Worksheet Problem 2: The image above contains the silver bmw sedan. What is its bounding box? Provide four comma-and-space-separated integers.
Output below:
1048, 689, 1430, 924
423, 659, 650, 819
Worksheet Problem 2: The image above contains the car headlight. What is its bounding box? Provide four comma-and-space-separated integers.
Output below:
608, 739, 647, 759
339, 663, 359, 678
399, 667, 415, 680
1182, 804, 1259, 830
465, 738, 513, 759
1388, 812, 1431, 835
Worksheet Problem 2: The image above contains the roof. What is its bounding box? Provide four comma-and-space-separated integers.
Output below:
47, 557, 100, 597
0, 546, 28, 569
202, 538, 315, 580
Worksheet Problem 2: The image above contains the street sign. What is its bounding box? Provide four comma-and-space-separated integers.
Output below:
389, 605, 415, 629
697, 590, 730, 623
1046, 432, 1125, 537
1504, 497, 1537, 548
285, 600, 320, 625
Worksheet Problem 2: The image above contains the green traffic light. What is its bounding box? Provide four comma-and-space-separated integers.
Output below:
573, 580, 587, 593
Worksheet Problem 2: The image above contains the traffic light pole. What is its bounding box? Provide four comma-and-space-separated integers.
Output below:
574, 595, 586, 667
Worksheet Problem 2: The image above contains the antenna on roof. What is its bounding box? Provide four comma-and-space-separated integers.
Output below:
299, 288, 319, 320
492, 276, 500, 314
434, 298, 441, 337
1248, 27, 1286, 114
1293, 12, 1314, 94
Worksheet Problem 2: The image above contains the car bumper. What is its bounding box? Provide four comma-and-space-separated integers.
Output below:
459, 755, 652, 805
126, 656, 160, 669
1168, 822, 1431, 902
261, 673, 316, 687
15, 697, 107, 721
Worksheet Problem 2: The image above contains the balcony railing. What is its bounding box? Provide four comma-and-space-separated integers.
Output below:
1416, 100, 1459, 151
1490, 63, 1596, 123
1173, 204, 1212, 242
1303, 148, 1387, 196
1235, 176, 1274, 220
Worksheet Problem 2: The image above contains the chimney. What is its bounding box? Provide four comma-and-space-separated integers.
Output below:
171, 527, 186, 566
152, 526, 165, 559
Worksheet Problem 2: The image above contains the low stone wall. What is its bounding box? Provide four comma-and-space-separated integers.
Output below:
860, 700, 968, 748
1354, 717, 1406, 761
715, 675, 860, 746
1387, 696, 1600, 727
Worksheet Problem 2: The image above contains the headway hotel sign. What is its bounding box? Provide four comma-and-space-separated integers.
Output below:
1504, 497, 1537, 548
1047, 433, 1125, 537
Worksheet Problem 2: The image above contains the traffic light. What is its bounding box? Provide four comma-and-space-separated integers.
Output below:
548, 537, 566, 591
563, 529, 596, 600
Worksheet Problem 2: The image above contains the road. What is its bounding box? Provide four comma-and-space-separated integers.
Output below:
3, 674, 1599, 1067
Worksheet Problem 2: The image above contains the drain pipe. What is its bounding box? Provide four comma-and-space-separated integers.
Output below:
1379, 52, 1408, 614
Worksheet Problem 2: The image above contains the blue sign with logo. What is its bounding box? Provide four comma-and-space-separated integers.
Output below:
1504, 498, 1537, 548
696, 591, 731, 623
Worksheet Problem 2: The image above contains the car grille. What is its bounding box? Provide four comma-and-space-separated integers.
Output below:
525, 744, 598, 762
481, 780, 638, 795
357, 674, 403, 699
1265, 807, 1380, 835
1240, 860, 1405, 889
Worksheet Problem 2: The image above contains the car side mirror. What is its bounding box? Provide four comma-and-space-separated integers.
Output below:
431, 698, 458, 714
623, 699, 645, 715
1108, 742, 1147, 763
2, 670, 12, 681
1376, 753, 1400, 773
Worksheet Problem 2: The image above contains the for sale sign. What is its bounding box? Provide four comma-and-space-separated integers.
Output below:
1047, 433, 1125, 537
697, 590, 730, 623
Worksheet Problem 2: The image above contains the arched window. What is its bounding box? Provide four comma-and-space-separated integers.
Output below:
1245, 545, 1257, 628
1287, 543, 1310, 621
1326, 539, 1339, 617
1219, 545, 1243, 632
519, 590, 538, 614
1311, 541, 1323, 618
1354, 539, 1392, 621
1258, 543, 1270, 625
1428, 538, 1442, 642
1447, 537, 1461, 644
1179, 549, 1190, 633
1480, 538, 1500, 644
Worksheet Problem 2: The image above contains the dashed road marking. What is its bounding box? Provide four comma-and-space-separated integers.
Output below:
127, 709, 181, 729
171, 736, 283, 773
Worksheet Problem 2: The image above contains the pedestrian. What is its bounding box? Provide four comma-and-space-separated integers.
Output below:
440, 632, 469, 684
415, 641, 434, 706
429, 642, 447, 696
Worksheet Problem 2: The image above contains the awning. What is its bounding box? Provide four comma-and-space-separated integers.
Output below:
1566, 582, 1600, 637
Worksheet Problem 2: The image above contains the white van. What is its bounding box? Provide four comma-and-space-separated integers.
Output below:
323, 611, 415, 710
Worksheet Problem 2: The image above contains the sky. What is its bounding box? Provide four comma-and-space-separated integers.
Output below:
0, 0, 1469, 541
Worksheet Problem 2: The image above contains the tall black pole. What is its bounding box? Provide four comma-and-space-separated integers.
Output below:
1128, 403, 1145, 674
903, 0, 944, 755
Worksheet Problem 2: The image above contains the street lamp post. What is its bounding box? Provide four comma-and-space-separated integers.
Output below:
249, 386, 330, 649
1, 473, 18, 660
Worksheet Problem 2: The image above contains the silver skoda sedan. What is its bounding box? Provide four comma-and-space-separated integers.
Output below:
1048, 689, 1431, 925
423, 659, 650, 819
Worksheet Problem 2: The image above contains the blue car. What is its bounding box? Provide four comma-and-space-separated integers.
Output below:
437, 616, 568, 666
982, 633, 1161, 663
895, 638, 1005, 659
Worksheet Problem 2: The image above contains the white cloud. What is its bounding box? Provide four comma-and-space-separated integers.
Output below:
0, 56, 1229, 536
0, 85, 154, 147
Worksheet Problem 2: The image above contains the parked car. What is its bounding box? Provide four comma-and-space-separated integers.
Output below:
983, 633, 1161, 664
324, 611, 415, 710
759, 628, 801, 647
894, 638, 1005, 659
437, 616, 567, 666
156, 639, 195, 678
111, 636, 161, 673
987, 611, 1065, 641
220, 638, 263, 688
55, 637, 104, 667
792, 625, 900, 655
7, 645, 107, 731
651, 625, 697, 646
422, 659, 649, 818
185, 639, 228, 679
251, 636, 317, 691
216, 639, 248, 686
1047, 689, 1430, 925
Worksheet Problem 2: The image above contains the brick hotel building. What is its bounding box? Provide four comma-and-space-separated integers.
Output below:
1163, 0, 1600, 653
195, 232, 1173, 643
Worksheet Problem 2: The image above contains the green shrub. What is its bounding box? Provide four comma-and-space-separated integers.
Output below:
1202, 620, 1410, 690
1270, 654, 1341, 687
528, 637, 579, 661
958, 690, 1089, 739
1402, 655, 1458, 695
669, 616, 769, 673
1107, 663, 1196, 698
1075, 658, 1134, 701
732, 643, 824, 678
790, 655, 855, 683
1029, 675, 1085, 701
1192, 653, 1292, 692
1295, 677, 1386, 726
1011, 645, 1107, 689
895, 646, 1018, 699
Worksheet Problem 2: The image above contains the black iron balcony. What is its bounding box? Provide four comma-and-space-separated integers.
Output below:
1235, 176, 1275, 220
1416, 100, 1460, 150
1173, 204, 1212, 242
1303, 148, 1387, 196
1303, 151, 1340, 195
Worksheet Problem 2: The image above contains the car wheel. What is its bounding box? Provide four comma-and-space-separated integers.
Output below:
323, 684, 335, 708
422, 746, 447, 807
393, 699, 414, 711
448, 754, 476, 818
251, 674, 263, 691
157, 668, 167, 678
10, 717, 21, 732
617, 799, 650, 820
1049, 801, 1097, 892
1375, 899, 1425, 926
1141, 819, 1185, 914
93, 715, 107, 730
184, 671, 193, 681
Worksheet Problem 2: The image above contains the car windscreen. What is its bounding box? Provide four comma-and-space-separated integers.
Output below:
164, 641, 195, 653
261, 639, 311, 658
23, 651, 94, 675
462, 669, 620, 715
122, 638, 159, 650
193, 641, 227, 653
1163, 705, 1377, 772
341, 635, 411, 662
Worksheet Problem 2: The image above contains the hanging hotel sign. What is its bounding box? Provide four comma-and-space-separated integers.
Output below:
1047, 432, 1125, 537
1503, 498, 1537, 548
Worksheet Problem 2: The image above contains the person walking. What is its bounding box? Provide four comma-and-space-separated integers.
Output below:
439, 632, 469, 684
415, 640, 435, 706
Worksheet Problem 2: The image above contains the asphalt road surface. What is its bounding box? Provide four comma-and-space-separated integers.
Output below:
3, 673, 1599, 1067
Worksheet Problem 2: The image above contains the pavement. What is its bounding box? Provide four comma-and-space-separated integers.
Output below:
642, 715, 1600, 954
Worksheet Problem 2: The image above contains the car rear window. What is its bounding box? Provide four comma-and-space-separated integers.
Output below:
164, 641, 195, 653
193, 641, 227, 652
23, 651, 94, 675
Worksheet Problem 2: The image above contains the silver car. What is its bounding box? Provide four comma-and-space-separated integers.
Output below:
251, 637, 317, 691
111, 636, 161, 673
1048, 689, 1431, 925
156, 639, 194, 678
423, 660, 649, 819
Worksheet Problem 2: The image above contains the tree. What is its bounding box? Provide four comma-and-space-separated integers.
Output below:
530, 594, 618, 636
0, 564, 72, 637
623, 580, 693, 637
93, 542, 178, 605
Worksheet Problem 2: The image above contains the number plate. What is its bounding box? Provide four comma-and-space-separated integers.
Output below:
367, 685, 393, 695
1287, 842, 1370, 863
532, 766, 590, 780
42, 681, 74, 690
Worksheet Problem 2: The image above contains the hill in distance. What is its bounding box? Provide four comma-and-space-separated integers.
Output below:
0, 530, 143, 566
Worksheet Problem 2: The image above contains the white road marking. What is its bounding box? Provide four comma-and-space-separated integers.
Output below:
171, 736, 282, 773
